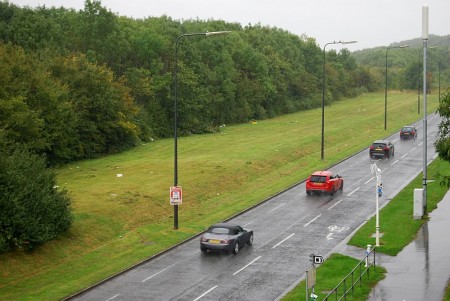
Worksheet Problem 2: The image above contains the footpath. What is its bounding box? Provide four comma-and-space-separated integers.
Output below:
338, 189, 450, 301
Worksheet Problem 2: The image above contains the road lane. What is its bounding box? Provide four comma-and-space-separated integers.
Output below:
69, 113, 441, 301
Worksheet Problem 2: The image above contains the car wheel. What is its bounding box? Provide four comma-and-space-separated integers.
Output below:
306, 191, 311, 196
340, 182, 344, 191
201, 246, 207, 253
330, 188, 335, 196
248, 234, 253, 246
233, 241, 239, 254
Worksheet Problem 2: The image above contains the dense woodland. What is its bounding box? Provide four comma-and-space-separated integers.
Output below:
0, 0, 390, 164
1, 0, 450, 251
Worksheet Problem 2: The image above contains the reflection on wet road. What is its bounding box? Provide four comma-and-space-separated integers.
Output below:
367, 191, 450, 301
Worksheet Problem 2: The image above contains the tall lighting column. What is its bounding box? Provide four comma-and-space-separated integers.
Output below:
384, 45, 410, 130
422, 5, 428, 213
173, 31, 230, 230
321, 40, 357, 160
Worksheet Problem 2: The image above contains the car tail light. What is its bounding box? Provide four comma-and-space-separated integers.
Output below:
221, 239, 230, 244
370, 145, 374, 150
384, 146, 389, 151
201, 237, 208, 242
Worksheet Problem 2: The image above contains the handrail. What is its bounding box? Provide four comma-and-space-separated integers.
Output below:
323, 247, 376, 301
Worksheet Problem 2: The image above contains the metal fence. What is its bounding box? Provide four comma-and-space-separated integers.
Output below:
323, 247, 376, 301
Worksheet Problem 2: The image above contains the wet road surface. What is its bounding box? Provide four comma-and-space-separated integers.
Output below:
365, 189, 450, 301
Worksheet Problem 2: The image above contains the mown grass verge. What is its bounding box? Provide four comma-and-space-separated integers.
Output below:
281, 253, 386, 301
281, 158, 450, 300
348, 158, 450, 255
0, 91, 441, 300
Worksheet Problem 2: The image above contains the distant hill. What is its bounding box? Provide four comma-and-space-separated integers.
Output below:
351, 34, 450, 67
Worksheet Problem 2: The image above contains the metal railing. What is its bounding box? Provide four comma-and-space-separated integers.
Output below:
323, 247, 376, 301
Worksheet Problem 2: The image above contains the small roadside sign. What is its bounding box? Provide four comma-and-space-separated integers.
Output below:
312, 255, 324, 264
170, 186, 182, 205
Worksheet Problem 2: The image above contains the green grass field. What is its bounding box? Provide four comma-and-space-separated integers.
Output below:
0, 91, 441, 300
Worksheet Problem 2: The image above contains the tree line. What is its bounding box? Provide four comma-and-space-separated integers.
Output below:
0, 0, 385, 165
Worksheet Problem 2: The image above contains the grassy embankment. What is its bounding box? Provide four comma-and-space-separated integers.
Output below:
0, 91, 440, 300
282, 157, 450, 301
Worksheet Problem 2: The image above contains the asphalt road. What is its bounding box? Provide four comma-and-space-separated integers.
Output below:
69, 113, 441, 301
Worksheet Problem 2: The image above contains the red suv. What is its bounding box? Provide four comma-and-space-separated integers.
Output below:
306, 170, 343, 196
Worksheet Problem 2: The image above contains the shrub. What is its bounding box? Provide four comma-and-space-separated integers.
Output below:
0, 143, 73, 252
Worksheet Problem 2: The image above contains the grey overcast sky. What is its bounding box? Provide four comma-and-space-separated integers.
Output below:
6, 0, 450, 51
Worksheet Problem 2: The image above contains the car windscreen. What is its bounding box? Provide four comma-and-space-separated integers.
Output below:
310, 175, 327, 183
209, 227, 231, 234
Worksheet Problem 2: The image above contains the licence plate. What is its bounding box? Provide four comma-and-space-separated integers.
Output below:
209, 239, 221, 244
314, 183, 323, 186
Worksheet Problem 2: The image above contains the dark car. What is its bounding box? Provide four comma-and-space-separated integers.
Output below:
306, 170, 343, 196
200, 223, 253, 254
370, 139, 395, 159
400, 126, 417, 140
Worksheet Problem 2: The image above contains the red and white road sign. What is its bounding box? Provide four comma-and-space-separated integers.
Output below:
170, 186, 182, 205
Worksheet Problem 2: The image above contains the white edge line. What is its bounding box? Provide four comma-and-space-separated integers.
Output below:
328, 200, 342, 210
106, 294, 120, 301
411, 147, 417, 151
233, 256, 262, 276
347, 187, 360, 196
142, 262, 178, 282
401, 153, 408, 158
192, 285, 218, 301
391, 160, 399, 166
268, 203, 286, 213
304, 214, 321, 227
272, 233, 295, 249
364, 177, 374, 184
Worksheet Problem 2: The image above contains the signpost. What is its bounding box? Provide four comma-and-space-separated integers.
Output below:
370, 161, 382, 246
306, 254, 324, 300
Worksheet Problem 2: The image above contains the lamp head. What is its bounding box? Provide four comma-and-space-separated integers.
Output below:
205, 31, 231, 37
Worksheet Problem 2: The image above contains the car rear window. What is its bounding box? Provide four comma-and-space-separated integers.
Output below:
372, 143, 386, 148
209, 227, 231, 234
402, 127, 413, 132
310, 175, 327, 183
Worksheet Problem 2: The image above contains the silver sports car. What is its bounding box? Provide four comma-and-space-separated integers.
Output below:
200, 223, 253, 254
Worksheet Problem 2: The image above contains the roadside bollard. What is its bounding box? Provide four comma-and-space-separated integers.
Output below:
365, 244, 371, 267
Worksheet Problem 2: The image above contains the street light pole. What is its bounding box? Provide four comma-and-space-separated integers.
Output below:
173, 31, 230, 230
321, 40, 357, 160
422, 5, 429, 213
371, 161, 382, 247
384, 45, 410, 130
